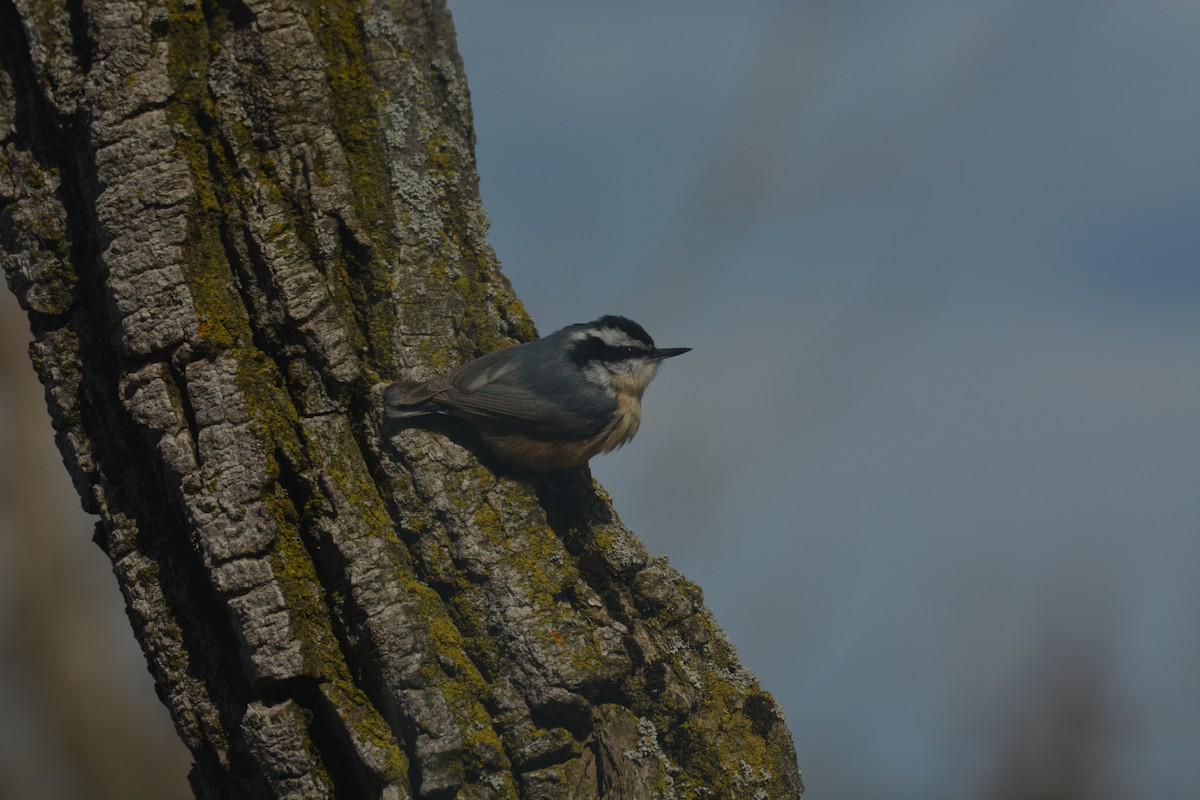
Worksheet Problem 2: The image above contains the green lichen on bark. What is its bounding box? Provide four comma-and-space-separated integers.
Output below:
164, 0, 250, 350
306, 0, 403, 373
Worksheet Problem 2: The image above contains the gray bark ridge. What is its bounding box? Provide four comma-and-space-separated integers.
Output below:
0, 0, 803, 798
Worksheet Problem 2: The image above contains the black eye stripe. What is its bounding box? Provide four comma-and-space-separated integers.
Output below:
569, 336, 646, 365
605, 343, 647, 360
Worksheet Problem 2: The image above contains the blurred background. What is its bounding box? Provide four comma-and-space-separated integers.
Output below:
3, 1, 1199, 798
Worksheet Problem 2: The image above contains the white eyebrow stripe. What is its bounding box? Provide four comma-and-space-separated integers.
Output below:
593, 327, 645, 348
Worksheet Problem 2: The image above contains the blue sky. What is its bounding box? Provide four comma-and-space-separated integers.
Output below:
451, 2, 1200, 797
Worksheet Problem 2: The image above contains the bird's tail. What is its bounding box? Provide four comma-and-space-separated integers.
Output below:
384, 381, 436, 419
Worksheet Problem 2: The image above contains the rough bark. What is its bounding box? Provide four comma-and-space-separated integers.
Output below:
0, 0, 803, 798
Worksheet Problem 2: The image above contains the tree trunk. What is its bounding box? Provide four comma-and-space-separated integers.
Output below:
0, 0, 803, 797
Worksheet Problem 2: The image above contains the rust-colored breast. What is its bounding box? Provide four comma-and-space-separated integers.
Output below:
481, 393, 643, 470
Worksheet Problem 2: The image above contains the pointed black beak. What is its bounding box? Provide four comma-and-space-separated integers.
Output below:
651, 347, 691, 360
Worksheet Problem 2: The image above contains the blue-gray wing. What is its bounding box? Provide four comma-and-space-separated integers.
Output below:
391, 345, 611, 439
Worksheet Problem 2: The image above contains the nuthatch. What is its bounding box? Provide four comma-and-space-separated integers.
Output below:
385, 316, 690, 470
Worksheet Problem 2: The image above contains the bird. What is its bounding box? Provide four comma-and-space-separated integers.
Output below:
385, 315, 690, 470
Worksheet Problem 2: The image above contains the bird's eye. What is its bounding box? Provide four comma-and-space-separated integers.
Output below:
621, 346, 640, 357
